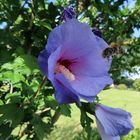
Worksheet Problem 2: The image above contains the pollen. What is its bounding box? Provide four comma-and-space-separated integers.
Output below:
55, 63, 75, 81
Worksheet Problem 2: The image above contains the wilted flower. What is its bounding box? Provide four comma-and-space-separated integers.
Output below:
95, 104, 133, 140
38, 9, 112, 104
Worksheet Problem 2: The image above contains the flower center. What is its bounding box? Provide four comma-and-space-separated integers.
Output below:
55, 60, 75, 81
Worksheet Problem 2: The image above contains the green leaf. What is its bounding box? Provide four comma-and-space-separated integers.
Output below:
34, 19, 52, 30
32, 115, 48, 140
30, 79, 40, 92
20, 54, 39, 74
1, 71, 25, 84
44, 95, 57, 110
0, 123, 12, 140
0, 104, 24, 127
1, 62, 13, 70
80, 109, 93, 139
59, 104, 71, 117
5, 92, 22, 103
0, 100, 4, 105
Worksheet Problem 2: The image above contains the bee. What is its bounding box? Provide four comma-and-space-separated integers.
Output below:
102, 42, 123, 59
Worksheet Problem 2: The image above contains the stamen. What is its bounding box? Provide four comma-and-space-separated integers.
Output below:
55, 63, 75, 81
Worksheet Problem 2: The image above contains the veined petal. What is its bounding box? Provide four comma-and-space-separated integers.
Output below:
96, 119, 120, 140
95, 104, 133, 137
70, 75, 113, 99
55, 73, 112, 102
69, 36, 112, 77
46, 19, 96, 59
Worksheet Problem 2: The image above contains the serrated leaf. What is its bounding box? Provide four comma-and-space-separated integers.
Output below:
0, 104, 24, 127
80, 109, 93, 139
1, 63, 13, 70
1, 71, 25, 84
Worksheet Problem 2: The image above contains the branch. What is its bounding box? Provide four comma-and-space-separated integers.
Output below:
35, 107, 51, 115
34, 76, 47, 98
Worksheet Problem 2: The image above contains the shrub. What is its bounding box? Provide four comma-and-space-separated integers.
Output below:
133, 79, 140, 91
117, 84, 128, 90
73, 128, 140, 140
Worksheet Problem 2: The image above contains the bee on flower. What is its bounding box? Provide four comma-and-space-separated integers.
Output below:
102, 42, 123, 59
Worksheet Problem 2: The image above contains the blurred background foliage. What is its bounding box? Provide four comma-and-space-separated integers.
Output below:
0, 0, 140, 140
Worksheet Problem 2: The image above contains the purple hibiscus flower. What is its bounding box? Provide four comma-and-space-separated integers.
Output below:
38, 9, 113, 104
95, 104, 133, 140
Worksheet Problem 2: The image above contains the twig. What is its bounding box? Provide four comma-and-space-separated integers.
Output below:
35, 107, 51, 115
34, 76, 47, 98
10, 83, 13, 94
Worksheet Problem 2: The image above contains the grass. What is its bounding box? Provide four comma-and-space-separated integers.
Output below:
47, 88, 140, 140
99, 88, 140, 128
57, 88, 140, 127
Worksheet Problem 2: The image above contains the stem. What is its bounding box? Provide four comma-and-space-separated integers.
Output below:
51, 107, 61, 125
10, 83, 13, 94
34, 76, 47, 98
35, 107, 51, 115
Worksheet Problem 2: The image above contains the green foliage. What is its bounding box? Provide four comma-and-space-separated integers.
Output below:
121, 128, 140, 140
133, 78, 140, 91
0, 104, 24, 127
73, 128, 101, 140
117, 84, 128, 90
80, 109, 93, 139
73, 128, 140, 140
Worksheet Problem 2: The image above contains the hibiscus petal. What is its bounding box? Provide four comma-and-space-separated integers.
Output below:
46, 19, 97, 59
38, 50, 50, 76
54, 73, 80, 104
48, 47, 62, 81
95, 104, 133, 136
55, 73, 96, 103
55, 73, 112, 102
70, 75, 113, 99
46, 25, 63, 54
96, 119, 120, 140
69, 36, 112, 77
